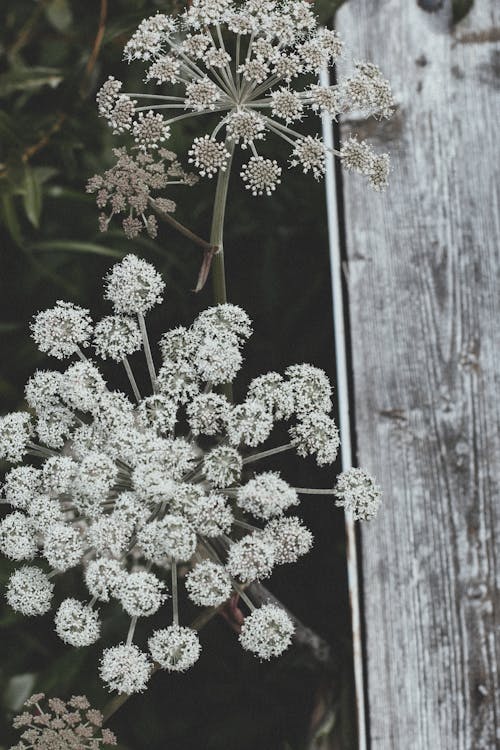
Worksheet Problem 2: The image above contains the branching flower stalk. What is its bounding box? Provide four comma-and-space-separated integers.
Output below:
0, 255, 382, 695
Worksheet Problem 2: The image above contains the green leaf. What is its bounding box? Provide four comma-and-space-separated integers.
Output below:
45, 0, 73, 31
32, 166, 59, 185
22, 167, 42, 228
46, 185, 94, 203
4, 673, 37, 712
0, 67, 64, 96
29, 240, 125, 258
0, 193, 23, 246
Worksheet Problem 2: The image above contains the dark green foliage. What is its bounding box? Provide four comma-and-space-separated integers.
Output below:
0, 2, 353, 748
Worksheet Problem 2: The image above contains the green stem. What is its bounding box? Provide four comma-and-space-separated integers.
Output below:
210, 139, 235, 304
171, 558, 179, 626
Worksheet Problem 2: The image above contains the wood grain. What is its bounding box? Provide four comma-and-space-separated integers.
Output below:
335, 1, 500, 747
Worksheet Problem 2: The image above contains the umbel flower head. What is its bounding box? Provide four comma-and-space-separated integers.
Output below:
96, 0, 395, 193
0, 254, 380, 693
10, 693, 117, 749
86, 147, 198, 239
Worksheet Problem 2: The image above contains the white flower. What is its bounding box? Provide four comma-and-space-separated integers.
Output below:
124, 14, 177, 61
159, 325, 199, 363
0, 257, 352, 690
239, 604, 294, 659
226, 110, 266, 147
186, 392, 230, 435
188, 136, 231, 178
42, 455, 76, 495
0, 512, 36, 561
61, 361, 107, 412
247, 372, 294, 419
43, 524, 84, 571
290, 136, 326, 179
28, 495, 64, 534
118, 571, 167, 617
98, 3, 393, 192
271, 88, 303, 123
226, 533, 275, 582
100, 644, 152, 694
194, 336, 242, 384
226, 399, 273, 447
185, 560, 231, 607
340, 136, 375, 175
0, 412, 33, 463
183, 493, 234, 537
105, 254, 165, 315
6, 566, 54, 616
2, 466, 41, 509
132, 461, 177, 505
158, 360, 199, 403
137, 515, 196, 562
36, 406, 75, 449
368, 153, 390, 191
285, 364, 332, 416
149, 625, 201, 671
263, 516, 313, 563
193, 304, 252, 342
55, 598, 101, 646
333, 467, 382, 521
185, 76, 221, 111
240, 157, 282, 196
31, 301, 92, 359
147, 55, 181, 84
85, 558, 125, 602
343, 61, 394, 119
25, 370, 63, 413
137, 394, 178, 434
96, 76, 123, 118
93, 315, 142, 361
161, 515, 197, 560
74, 452, 118, 515
237, 472, 298, 520
87, 514, 132, 556
203, 445, 242, 487
308, 84, 341, 116
291, 412, 340, 466
132, 111, 171, 150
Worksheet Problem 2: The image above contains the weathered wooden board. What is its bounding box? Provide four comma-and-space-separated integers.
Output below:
336, 1, 500, 748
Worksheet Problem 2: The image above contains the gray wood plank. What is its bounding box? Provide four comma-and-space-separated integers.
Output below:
335, 2, 500, 748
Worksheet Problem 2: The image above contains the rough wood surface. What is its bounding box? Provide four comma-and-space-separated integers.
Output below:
336, 1, 500, 748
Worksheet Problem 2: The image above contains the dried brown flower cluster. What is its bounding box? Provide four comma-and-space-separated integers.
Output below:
10, 694, 117, 750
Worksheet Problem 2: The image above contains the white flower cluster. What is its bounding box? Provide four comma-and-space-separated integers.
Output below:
333, 467, 382, 521
96, 0, 394, 192
0, 255, 378, 693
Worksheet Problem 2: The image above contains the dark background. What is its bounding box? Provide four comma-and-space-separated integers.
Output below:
0, 2, 351, 748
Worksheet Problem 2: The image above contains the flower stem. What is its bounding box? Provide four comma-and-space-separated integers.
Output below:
137, 312, 157, 394
231, 578, 255, 611
294, 487, 335, 495
242, 443, 294, 464
126, 616, 138, 646
171, 558, 179, 626
122, 357, 141, 403
208, 139, 235, 304
150, 199, 213, 250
